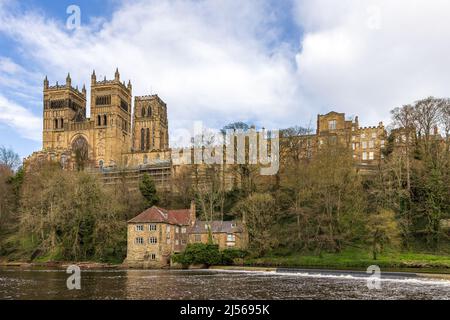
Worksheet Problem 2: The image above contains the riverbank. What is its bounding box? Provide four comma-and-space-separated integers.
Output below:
0, 259, 121, 270
2, 249, 450, 274
241, 249, 450, 274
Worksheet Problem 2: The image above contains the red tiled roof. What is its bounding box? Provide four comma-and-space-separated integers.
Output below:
128, 206, 191, 226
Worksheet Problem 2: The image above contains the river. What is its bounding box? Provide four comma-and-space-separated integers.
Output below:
1, 268, 450, 300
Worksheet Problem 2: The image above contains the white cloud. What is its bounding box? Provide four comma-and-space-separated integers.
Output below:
294, 0, 450, 126
0, 94, 41, 141
0, 0, 302, 138
1, 0, 450, 148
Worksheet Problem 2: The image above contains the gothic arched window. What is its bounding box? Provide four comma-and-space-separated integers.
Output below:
54, 118, 58, 129
148, 106, 152, 117
140, 128, 145, 151
146, 128, 150, 150
60, 118, 64, 129
141, 107, 146, 118
97, 115, 101, 126
103, 114, 107, 126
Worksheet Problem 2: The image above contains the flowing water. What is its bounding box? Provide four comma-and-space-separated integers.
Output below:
0, 268, 449, 300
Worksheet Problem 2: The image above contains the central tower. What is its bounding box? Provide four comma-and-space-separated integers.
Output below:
133, 95, 169, 152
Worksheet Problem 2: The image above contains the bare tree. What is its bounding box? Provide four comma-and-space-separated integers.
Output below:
413, 97, 443, 152
390, 105, 415, 193
0, 146, 20, 170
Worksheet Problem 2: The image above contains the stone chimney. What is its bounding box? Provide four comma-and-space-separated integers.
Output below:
190, 200, 196, 226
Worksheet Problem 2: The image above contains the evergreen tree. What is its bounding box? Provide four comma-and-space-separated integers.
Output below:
139, 174, 159, 208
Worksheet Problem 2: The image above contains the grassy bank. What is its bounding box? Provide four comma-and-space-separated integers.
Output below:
243, 249, 450, 272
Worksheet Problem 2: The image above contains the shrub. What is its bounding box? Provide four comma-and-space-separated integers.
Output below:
221, 249, 248, 265
172, 243, 221, 267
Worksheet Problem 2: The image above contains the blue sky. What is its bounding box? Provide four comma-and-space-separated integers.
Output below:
1, 0, 450, 159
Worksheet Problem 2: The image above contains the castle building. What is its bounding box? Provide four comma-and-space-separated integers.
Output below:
315, 111, 386, 172
125, 202, 247, 268
27, 70, 389, 188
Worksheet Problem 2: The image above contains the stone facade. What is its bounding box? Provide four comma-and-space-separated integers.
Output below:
27, 70, 391, 186
29, 69, 169, 171
125, 202, 247, 268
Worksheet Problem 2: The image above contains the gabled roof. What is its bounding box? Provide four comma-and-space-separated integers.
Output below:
128, 206, 191, 226
188, 221, 244, 234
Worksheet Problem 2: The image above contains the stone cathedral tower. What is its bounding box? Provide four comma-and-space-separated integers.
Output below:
133, 95, 169, 153
90, 68, 133, 167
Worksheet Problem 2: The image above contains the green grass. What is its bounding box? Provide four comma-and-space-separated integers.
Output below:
244, 249, 450, 272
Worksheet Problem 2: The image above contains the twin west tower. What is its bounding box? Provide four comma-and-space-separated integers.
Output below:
40, 69, 170, 170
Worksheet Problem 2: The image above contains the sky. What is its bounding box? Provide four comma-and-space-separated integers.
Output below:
1, 0, 450, 159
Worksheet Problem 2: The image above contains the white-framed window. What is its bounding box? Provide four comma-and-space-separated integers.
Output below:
227, 234, 236, 242
175, 227, 179, 233
362, 152, 368, 160
166, 226, 171, 232
175, 240, 179, 245
381, 140, 385, 147
361, 133, 366, 139
181, 227, 186, 234
149, 224, 157, 231
194, 234, 202, 242
136, 225, 144, 232
149, 253, 156, 260
135, 237, 144, 245
352, 136, 356, 141
362, 141, 367, 149
372, 132, 377, 139
352, 143, 356, 150
369, 140, 374, 148
149, 237, 158, 244
369, 152, 375, 160
328, 120, 337, 130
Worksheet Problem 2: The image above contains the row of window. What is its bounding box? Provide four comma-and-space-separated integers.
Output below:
135, 237, 158, 244
95, 95, 129, 113
135, 224, 186, 233
193, 234, 236, 242
362, 151, 375, 161
352, 140, 385, 150
140, 128, 154, 151
96, 95, 111, 106
141, 106, 153, 118
134, 237, 188, 246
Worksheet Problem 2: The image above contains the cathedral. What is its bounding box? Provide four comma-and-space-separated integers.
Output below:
32, 69, 171, 171
26, 68, 388, 187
